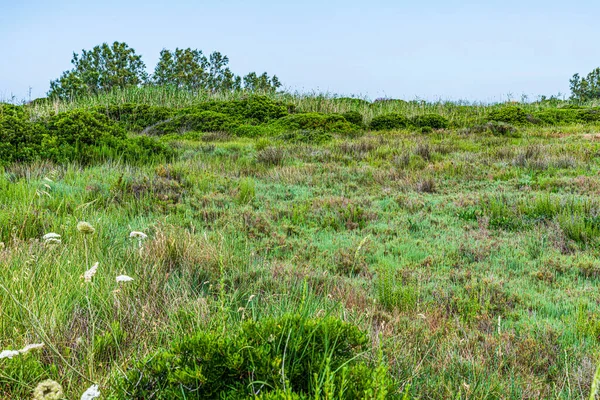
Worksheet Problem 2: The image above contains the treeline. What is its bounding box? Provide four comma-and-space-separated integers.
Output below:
48, 42, 282, 100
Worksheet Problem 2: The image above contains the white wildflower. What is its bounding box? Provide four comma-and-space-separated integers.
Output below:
80, 384, 101, 400
0, 350, 20, 359
42, 233, 61, 241
129, 231, 148, 239
83, 262, 99, 282
19, 343, 45, 354
77, 221, 95, 235
44, 238, 62, 245
116, 275, 134, 282
33, 379, 63, 400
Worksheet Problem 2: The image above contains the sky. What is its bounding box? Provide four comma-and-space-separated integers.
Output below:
1, 0, 598, 102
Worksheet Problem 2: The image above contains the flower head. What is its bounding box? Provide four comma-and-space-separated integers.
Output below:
44, 238, 62, 245
129, 231, 148, 239
42, 233, 61, 241
81, 384, 101, 400
83, 262, 99, 283
0, 350, 19, 359
19, 343, 45, 354
33, 379, 64, 400
77, 221, 95, 235
116, 275, 134, 283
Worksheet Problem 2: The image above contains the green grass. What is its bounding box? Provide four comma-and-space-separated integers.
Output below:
3, 93, 600, 398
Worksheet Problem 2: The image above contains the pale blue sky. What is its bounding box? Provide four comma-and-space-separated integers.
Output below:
1, 0, 598, 102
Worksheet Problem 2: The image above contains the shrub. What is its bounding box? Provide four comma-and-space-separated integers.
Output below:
487, 106, 528, 124
183, 95, 289, 123
274, 113, 358, 133
278, 129, 333, 144
410, 113, 449, 129
577, 108, 600, 122
369, 113, 409, 130
112, 314, 390, 399
341, 111, 364, 126
95, 103, 175, 131
145, 111, 235, 135
0, 106, 171, 165
532, 109, 581, 125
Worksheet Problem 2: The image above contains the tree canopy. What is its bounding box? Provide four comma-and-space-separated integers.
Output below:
48, 42, 282, 99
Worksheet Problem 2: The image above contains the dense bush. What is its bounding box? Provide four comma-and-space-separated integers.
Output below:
95, 103, 175, 131
145, 111, 235, 135
274, 113, 358, 133
577, 107, 600, 122
341, 111, 364, 126
487, 106, 528, 124
410, 113, 449, 129
183, 95, 289, 124
0, 106, 171, 165
532, 109, 581, 125
112, 314, 391, 399
369, 113, 409, 130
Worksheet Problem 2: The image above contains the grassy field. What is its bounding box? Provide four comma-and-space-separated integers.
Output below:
2, 91, 600, 398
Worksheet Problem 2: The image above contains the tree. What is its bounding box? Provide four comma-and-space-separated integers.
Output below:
243, 72, 282, 93
570, 68, 600, 102
153, 48, 208, 90
48, 42, 147, 99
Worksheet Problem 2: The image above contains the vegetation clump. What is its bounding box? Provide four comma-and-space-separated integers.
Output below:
410, 113, 449, 129
369, 113, 409, 130
145, 111, 235, 135
113, 314, 391, 399
487, 106, 528, 124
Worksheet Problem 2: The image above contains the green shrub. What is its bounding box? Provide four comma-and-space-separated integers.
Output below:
369, 113, 409, 130
278, 129, 333, 144
410, 113, 449, 129
183, 95, 289, 123
0, 107, 171, 165
112, 314, 390, 399
146, 111, 235, 135
487, 106, 528, 124
95, 103, 175, 131
341, 111, 364, 126
274, 113, 358, 133
532, 109, 581, 125
577, 108, 600, 122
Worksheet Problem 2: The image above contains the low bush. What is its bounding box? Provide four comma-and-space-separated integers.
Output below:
273, 113, 358, 133
369, 113, 409, 130
410, 113, 449, 129
112, 314, 391, 399
487, 106, 528, 124
577, 107, 600, 122
341, 111, 364, 126
95, 103, 175, 132
183, 95, 289, 123
278, 129, 333, 144
532, 109, 581, 125
145, 111, 236, 135
0, 106, 171, 165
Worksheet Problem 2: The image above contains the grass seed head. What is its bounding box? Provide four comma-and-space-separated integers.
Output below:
77, 221, 95, 235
